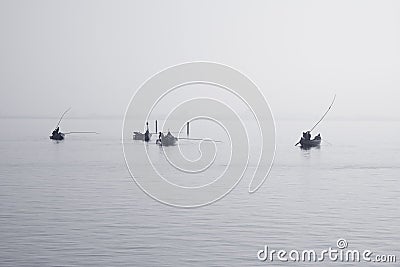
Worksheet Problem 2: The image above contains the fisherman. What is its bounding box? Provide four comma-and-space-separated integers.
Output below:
156, 131, 162, 144
306, 131, 311, 140
144, 122, 150, 142
52, 127, 60, 137
314, 133, 321, 140
144, 129, 150, 142
303, 131, 311, 140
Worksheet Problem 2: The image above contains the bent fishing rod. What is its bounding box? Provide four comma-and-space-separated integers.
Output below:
309, 94, 336, 132
56, 107, 71, 128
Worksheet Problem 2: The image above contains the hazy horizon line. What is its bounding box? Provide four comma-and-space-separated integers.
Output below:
1, 114, 399, 122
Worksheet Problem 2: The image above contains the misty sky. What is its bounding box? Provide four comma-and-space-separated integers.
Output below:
0, 0, 399, 120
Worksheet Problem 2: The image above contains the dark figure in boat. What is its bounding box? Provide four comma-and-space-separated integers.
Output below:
156, 132, 163, 144
52, 127, 59, 136
144, 122, 151, 142
302, 131, 311, 140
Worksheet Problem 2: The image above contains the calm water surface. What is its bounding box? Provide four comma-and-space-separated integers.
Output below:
0, 118, 399, 266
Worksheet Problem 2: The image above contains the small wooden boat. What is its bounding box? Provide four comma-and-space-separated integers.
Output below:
133, 131, 152, 141
299, 137, 321, 148
156, 131, 177, 146
295, 94, 336, 149
133, 122, 152, 141
50, 132, 65, 141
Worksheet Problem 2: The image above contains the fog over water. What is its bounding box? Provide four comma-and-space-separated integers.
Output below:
0, 1, 399, 120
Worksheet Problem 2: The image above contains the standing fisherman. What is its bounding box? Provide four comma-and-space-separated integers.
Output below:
144, 122, 150, 142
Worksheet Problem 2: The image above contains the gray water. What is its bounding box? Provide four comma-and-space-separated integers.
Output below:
1, 118, 399, 266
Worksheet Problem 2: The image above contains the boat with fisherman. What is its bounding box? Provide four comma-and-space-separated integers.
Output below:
295, 94, 336, 149
133, 123, 152, 141
297, 132, 321, 148
156, 131, 178, 146
133, 122, 154, 142
49, 108, 98, 141
50, 127, 65, 140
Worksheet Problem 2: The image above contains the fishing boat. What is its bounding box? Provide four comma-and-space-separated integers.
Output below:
50, 132, 65, 140
49, 108, 70, 141
295, 94, 336, 148
133, 122, 152, 142
156, 131, 178, 146
298, 136, 321, 148
49, 108, 98, 141
133, 131, 152, 141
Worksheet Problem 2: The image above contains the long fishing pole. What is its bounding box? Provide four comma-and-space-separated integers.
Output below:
321, 138, 332, 146
309, 94, 336, 132
178, 137, 222, 143
56, 107, 71, 128
63, 131, 99, 135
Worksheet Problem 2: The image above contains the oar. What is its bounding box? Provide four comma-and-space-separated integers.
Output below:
295, 138, 331, 146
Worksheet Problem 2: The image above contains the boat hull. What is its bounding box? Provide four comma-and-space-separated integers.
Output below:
50, 133, 65, 140
156, 136, 177, 146
299, 138, 321, 148
133, 132, 152, 141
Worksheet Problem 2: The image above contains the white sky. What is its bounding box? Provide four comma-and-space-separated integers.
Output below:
0, 0, 399, 120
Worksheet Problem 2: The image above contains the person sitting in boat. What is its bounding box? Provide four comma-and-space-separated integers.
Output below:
52, 127, 60, 136
156, 132, 163, 144
314, 133, 321, 140
303, 131, 311, 140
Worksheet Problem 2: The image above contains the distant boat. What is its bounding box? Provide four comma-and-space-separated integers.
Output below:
299, 136, 321, 148
156, 131, 177, 146
133, 131, 152, 141
50, 108, 98, 141
295, 94, 336, 149
132, 122, 152, 142
50, 132, 65, 141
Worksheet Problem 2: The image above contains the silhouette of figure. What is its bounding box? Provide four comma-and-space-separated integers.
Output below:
303, 131, 311, 140
306, 131, 311, 140
52, 127, 60, 136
